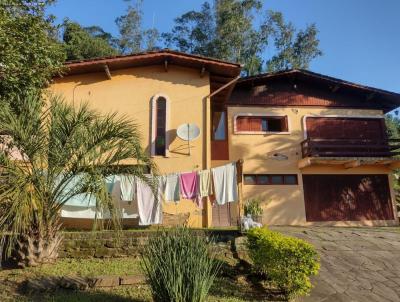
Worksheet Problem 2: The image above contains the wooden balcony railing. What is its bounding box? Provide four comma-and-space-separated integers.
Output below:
300, 138, 400, 158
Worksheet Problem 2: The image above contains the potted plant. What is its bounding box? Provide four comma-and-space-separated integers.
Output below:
244, 198, 264, 224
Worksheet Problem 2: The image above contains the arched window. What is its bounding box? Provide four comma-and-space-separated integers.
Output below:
155, 97, 166, 156
151, 94, 170, 156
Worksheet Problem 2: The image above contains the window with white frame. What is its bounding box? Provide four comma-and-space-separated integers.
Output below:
235, 114, 289, 133
151, 94, 170, 156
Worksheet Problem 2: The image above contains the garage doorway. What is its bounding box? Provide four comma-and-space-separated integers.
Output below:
302, 174, 394, 221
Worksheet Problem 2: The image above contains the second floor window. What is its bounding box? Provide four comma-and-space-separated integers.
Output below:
155, 97, 167, 156
212, 110, 227, 140
236, 115, 288, 133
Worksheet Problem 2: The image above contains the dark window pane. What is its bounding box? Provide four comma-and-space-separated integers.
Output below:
155, 97, 166, 156
244, 175, 256, 185
268, 117, 284, 132
270, 175, 283, 184
284, 175, 298, 184
244, 174, 297, 185
257, 175, 269, 184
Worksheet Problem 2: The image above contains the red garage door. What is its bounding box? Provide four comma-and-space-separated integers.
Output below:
303, 174, 394, 221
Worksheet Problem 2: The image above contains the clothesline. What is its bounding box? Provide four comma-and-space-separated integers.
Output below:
59, 161, 240, 227
107, 162, 239, 226
122, 162, 238, 201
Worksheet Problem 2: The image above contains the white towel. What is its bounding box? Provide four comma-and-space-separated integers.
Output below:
136, 177, 162, 226
120, 175, 136, 202
164, 173, 180, 202
212, 163, 238, 205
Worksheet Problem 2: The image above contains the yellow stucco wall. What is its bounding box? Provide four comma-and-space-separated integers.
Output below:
50, 65, 211, 227
226, 106, 398, 226
50, 66, 398, 228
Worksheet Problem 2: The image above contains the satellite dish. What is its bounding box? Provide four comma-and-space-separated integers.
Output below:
176, 123, 200, 155
177, 123, 200, 141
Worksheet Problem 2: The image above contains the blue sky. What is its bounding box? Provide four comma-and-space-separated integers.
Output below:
48, 0, 400, 94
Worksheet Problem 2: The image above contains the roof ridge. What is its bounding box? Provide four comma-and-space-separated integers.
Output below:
65, 49, 241, 67
239, 69, 400, 97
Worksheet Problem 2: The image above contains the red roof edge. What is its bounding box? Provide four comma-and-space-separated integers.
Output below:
65, 49, 241, 68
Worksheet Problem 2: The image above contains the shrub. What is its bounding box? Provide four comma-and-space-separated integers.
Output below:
246, 227, 320, 299
141, 227, 221, 302
244, 197, 263, 217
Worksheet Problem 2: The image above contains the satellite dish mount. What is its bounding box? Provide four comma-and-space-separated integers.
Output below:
176, 123, 200, 156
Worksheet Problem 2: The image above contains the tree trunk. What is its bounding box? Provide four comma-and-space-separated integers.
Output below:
11, 232, 63, 268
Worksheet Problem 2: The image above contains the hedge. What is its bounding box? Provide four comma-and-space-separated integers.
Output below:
246, 227, 320, 299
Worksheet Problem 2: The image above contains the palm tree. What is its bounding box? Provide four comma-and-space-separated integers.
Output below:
0, 93, 156, 267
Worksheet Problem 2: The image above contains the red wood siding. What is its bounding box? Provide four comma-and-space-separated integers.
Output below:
303, 117, 390, 157
211, 140, 229, 160
228, 80, 392, 111
306, 117, 387, 140
303, 174, 394, 222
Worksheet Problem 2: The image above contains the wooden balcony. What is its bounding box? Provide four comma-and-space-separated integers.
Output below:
299, 138, 400, 169
301, 138, 400, 158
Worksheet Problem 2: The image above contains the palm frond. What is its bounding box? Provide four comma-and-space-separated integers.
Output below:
0, 93, 156, 255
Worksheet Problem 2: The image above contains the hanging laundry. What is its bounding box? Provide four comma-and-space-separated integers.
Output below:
198, 170, 212, 198
212, 162, 238, 205
120, 175, 136, 202
179, 171, 198, 200
57, 174, 97, 207
164, 173, 180, 202
105, 175, 118, 194
136, 177, 162, 226
157, 175, 166, 202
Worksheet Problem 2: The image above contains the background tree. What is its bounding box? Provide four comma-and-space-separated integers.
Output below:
0, 0, 65, 105
62, 20, 119, 61
0, 94, 156, 267
163, 0, 322, 75
386, 115, 400, 215
116, 0, 159, 54
264, 11, 322, 72
386, 115, 400, 140
162, 2, 216, 56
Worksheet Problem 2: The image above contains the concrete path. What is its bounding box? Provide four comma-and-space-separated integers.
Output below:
271, 226, 400, 302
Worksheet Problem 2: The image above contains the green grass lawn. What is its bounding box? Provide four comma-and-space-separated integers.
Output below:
0, 257, 278, 302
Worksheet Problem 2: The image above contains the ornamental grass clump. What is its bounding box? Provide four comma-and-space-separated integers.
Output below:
246, 227, 320, 299
141, 227, 221, 302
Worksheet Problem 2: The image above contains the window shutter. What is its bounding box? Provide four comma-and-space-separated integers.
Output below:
250, 117, 262, 131
237, 116, 249, 131
236, 115, 288, 132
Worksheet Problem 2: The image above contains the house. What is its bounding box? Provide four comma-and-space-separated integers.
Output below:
50, 50, 400, 228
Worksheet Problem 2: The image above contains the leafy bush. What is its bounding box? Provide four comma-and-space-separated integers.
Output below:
141, 227, 221, 302
246, 227, 320, 299
244, 197, 263, 217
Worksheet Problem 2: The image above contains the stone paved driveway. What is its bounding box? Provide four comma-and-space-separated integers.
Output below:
271, 226, 400, 302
